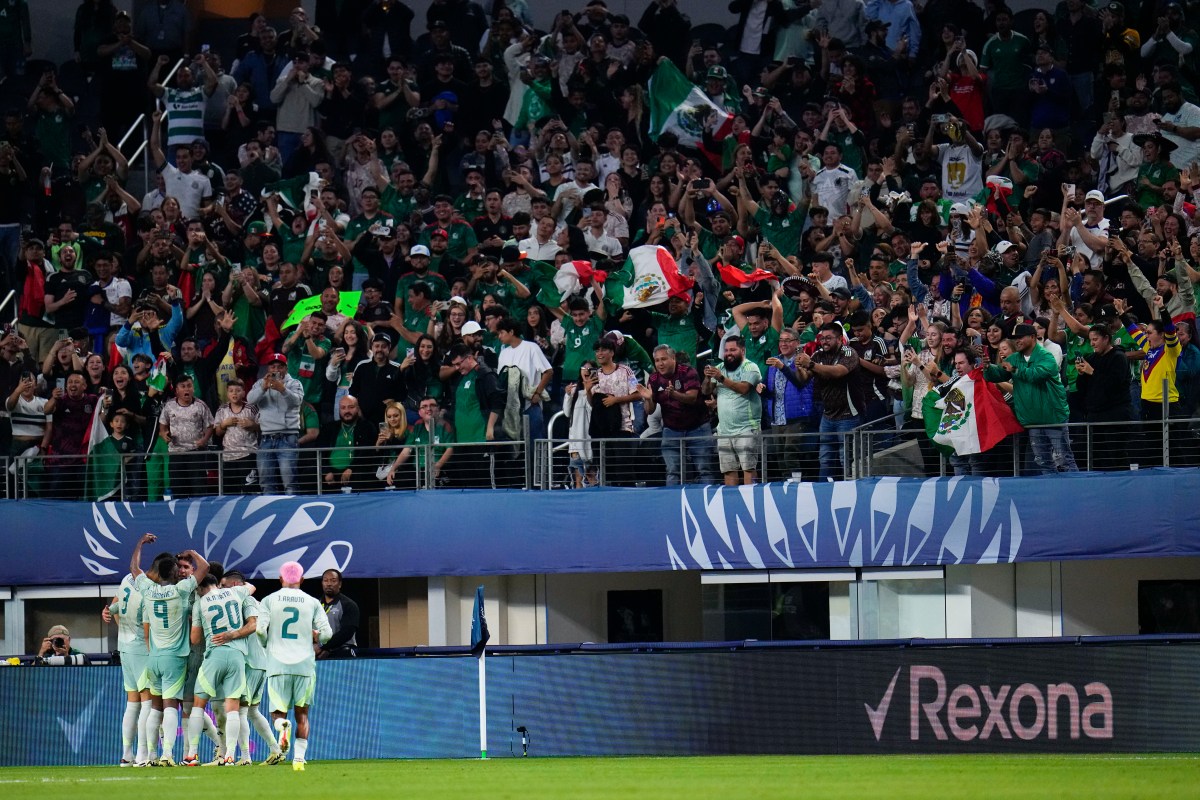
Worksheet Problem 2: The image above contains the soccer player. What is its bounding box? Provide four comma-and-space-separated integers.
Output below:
262, 561, 332, 771
221, 570, 283, 765
183, 574, 257, 766
176, 556, 225, 761
130, 533, 209, 767
105, 570, 150, 766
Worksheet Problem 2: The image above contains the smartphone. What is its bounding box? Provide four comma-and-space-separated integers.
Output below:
1065, 183, 1076, 198
334, 347, 346, 358
691, 179, 708, 190
379, 422, 388, 432
55, 377, 65, 392
201, 44, 210, 54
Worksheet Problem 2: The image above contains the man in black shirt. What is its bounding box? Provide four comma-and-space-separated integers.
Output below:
44, 245, 93, 334
348, 331, 402, 426
317, 568, 360, 659
795, 322, 861, 481
1076, 324, 1132, 470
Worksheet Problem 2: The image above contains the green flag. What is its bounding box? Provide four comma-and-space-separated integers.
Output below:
284, 291, 362, 330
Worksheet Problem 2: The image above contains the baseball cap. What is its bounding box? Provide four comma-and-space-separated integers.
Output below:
410, 244, 431, 257
266, 353, 287, 365
830, 286, 852, 300
429, 19, 449, 29
461, 321, 483, 335
752, 86, 770, 98
1107, 1, 1124, 14
47, 625, 70, 637
373, 330, 394, 346
449, 295, 469, 306
1012, 323, 1037, 338
246, 220, 269, 235
950, 202, 970, 216
994, 240, 1016, 254
429, 228, 449, 239
501, 244, 524, 262
706, 66, 728, 80
729, 234, 746, 249
25, 237, 45, 249
1084, 189, 1106, 204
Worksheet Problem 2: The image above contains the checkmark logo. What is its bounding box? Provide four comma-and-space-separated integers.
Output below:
865, 667, 901, 741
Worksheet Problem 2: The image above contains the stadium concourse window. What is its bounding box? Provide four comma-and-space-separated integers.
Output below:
702, 580, 832, 641
1138, 580, 1200, 634
857, 569, 947, 640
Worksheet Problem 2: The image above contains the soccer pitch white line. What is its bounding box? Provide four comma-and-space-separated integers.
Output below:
0, 775, 203, 784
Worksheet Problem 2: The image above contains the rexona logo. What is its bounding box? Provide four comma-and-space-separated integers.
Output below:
865, 666, 1114, 742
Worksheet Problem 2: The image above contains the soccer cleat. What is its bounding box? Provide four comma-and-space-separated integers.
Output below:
119, 759, 132, 767
275, 719, 291, 754
157, 756, 177, 767
263, 752, 286, 766
147, 758, 160, 767
202, 756, 223, 766
181, 756, 200, 767
132, 761, 151, 768
292, 759, 305, 772
235, 757, 253, 766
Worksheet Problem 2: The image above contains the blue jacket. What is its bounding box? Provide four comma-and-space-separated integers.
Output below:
865, 0, 921, 58
765, 360, 815, 423
114, 301, 184, 363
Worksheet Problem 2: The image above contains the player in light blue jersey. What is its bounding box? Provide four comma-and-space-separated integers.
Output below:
104, 572, 150, 766
222, 570, 283, 765
261, 561, 332, 771
182, 573, 257, 766
130, 532, 209, 766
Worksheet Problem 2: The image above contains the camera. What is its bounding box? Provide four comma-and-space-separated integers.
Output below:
51, 636, 65, 648
1059, 245, 1077, 260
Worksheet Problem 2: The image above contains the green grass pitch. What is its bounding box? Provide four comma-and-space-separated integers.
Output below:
0, 754, 1197, 799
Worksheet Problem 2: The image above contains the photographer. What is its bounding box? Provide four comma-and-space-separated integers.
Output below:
37, 624, 89, 664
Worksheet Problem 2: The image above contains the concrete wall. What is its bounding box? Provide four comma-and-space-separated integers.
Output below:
545, 571, 703, 643
1061, 557, 1200, 636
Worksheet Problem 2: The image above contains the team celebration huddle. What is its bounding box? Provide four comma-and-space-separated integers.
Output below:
108, 533, 331, 770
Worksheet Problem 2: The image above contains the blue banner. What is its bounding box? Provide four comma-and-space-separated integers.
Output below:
1, 469, 1195, 585
3, 643, 1200, 765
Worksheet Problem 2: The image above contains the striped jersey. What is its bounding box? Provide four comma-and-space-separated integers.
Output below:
164, 87, 206, 150
135, 574, 197, 657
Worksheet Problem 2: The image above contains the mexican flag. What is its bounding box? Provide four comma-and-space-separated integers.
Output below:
605, 245, 694, 309
553, 260, 609, 300
283, 290, 361, 330
927, 369, 1023, 456
147, 357, 170, 396
648, 59, 734, 149
83, 395, 120, 501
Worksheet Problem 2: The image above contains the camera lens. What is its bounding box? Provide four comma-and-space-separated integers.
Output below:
52, 637, 64, 647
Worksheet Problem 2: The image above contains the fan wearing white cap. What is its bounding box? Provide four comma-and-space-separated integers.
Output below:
1058, 187, 1110, 268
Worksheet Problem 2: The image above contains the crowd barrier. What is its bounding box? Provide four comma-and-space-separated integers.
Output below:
2, 637, 1199, 766
0, 416, 1185, 500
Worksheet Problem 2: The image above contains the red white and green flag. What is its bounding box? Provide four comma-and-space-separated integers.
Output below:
930, 369, 1023, 456
606, 245, 694, 309
648, 59, 734, 148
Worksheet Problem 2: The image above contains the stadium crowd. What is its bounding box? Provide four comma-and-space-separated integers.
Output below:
0, 0, 1196, 498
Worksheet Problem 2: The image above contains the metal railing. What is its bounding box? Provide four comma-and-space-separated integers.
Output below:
0, 415, 1177, 501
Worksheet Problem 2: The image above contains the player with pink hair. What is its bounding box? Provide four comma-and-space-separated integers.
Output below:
260, 561, 332, 770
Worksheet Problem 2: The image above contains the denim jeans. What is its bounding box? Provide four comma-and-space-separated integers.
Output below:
819, 415, 860, 480
524, 401, 546, 441
1028, 426, 1079, 475
258, 433, 298, 494
661, 422, 718, 485
276, 131, 302, 165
